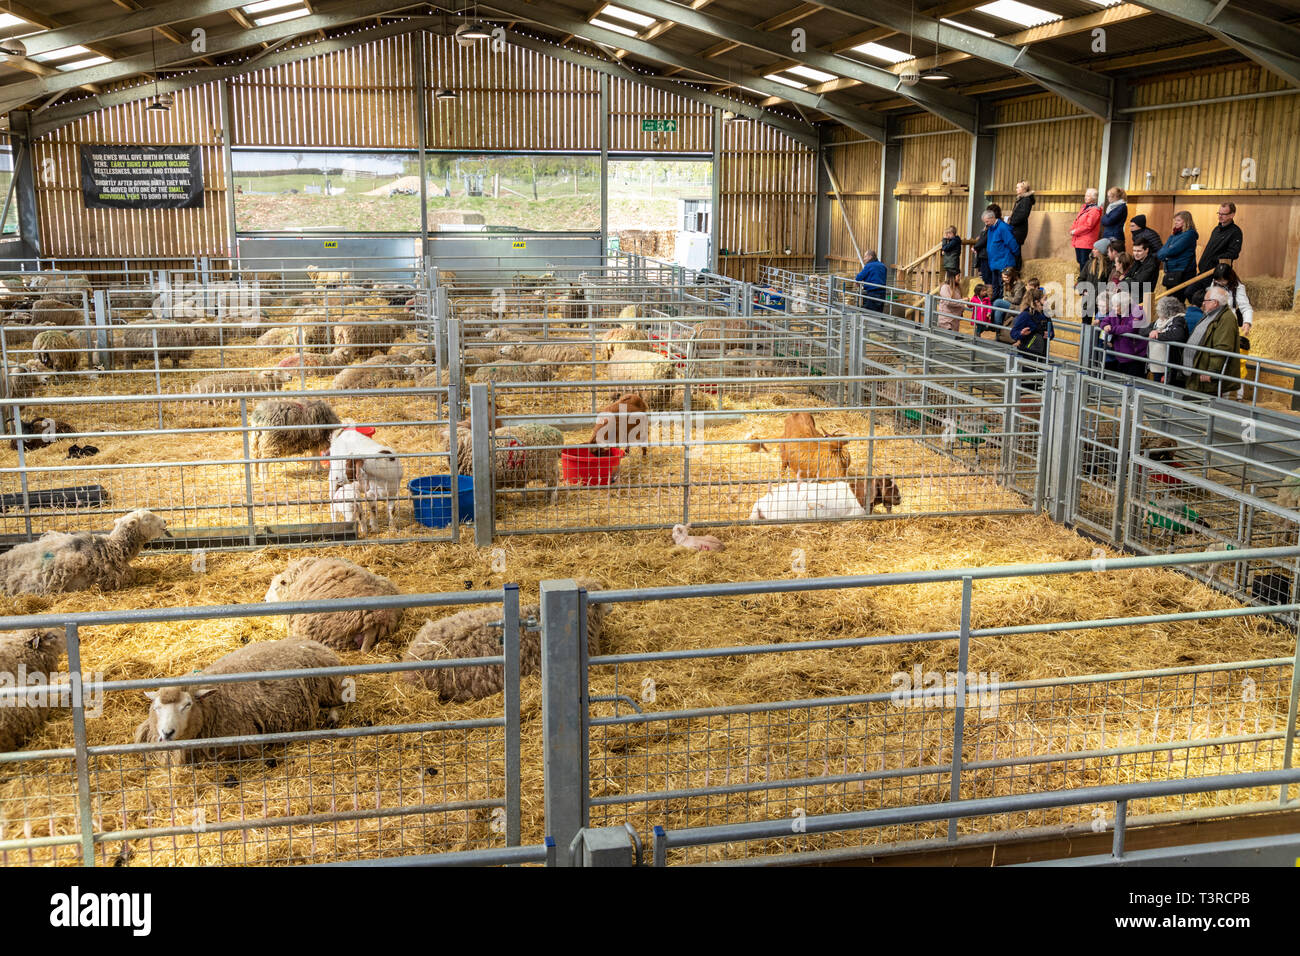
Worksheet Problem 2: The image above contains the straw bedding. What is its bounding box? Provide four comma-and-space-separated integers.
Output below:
0, 511, 1290, 866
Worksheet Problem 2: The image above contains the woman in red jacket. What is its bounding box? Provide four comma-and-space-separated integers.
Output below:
1069, 188, 1102, 270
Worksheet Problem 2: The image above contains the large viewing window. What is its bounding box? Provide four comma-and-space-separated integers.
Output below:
0, 141, 17, 236
426, 153, 600, 233
607, 157, 712, 265
233, 149, 421, 232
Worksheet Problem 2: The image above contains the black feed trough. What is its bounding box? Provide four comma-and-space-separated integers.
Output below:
0, 485, 109, 513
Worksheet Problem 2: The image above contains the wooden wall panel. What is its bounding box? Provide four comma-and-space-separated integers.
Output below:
717, 121, 815, 282
826, 127, 881, 268
427, 34, 599, 150
608, 78, 711, 153
987, 91, 1103, 214
232, 34, 417, 148
895, 113, 970, 270
35, 82, 229, 259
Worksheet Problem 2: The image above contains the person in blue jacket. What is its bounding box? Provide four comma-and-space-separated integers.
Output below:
1099, 187, 1128, 251
1155, 210, 1199, 303
981, 208, 1019, 301
855, 251, 888, 311
1010, 288, 1051, 360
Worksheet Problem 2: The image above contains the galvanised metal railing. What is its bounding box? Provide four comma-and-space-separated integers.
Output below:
0, 586, 523, 866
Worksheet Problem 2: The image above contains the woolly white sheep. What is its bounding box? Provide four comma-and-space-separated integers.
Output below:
133, 638, 345, 765
0, 629, 67, 752
191, 369, 291, 403
264, 556, 403, 652
607, 348, 676, 409
250, 398, 341, 480
0, 509, 171, 596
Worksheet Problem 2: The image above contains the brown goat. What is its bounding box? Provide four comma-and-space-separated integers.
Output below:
775, 412, 851, 479
588, 392, 650, 457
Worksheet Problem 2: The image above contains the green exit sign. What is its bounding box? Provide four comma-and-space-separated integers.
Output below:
641, 119, 678, 132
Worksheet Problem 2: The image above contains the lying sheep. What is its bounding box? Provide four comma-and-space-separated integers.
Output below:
332, 320, 399, 358
331, 354, 409, 389
445, 422, 563, 502
498, 342, 598, 366
31, 330, 82, 373
472, 360, 555, 383
134, 639, 346, 766
4, 361, 51, 398
8, 417, 75, 449
192, 369, 292, 403
276, 352, 327, 369
250, 398, 342, 480
403, 579, 603, 701
481, 326, 538, 342
256, 326, 303, 348
264, 557, 403, 652
607, 348, 675, 409
0, 629, 67, 752
306, 265, 352, 288
0, 509, 171, 596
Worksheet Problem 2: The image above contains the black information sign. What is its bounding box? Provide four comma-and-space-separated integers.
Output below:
80, 145, 204, 209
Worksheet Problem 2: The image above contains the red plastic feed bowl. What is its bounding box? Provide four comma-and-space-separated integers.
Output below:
560, 446, 624, 486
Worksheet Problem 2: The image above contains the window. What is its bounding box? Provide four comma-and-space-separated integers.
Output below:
607, 158, 712, 267
0, 141, 17, 237
426, 153, 600, 233
973, 1, 1061, 28
233, 149, 421, 232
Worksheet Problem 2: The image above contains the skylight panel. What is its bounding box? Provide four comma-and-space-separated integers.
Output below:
764, 73, 807, 89
242, 0, 302, 13
588, 16, 639, 36
850, 42, 911, 64
253, 7, 309, 25
56, 56, 110, 71
0, 14, 30, 29
939, 17, 996, 38
600, 4, 656, 28
785, 65, 836, 83
32, 45, 93, 63
974, 1, 1061, 28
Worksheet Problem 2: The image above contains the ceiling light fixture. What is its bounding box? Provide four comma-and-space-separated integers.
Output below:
0, 0, 24, 62
435, 87, 457, 99
455, 21, 492, 44
146, 33, 170, 111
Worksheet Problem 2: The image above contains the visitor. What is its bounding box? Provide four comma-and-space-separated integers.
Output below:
1189, 202, 1244, 298
1076, 238, 1111, 325
855, 250, 888, 311
1155, 210, 1199, 303
1099, 290, 1148, 378
1210, 262, 1254, 338
982, 207, 1019, 301
1127, 240, 1160, 307
1183, 287, 1206, 333
991, 266, 1025, 326
1008, 181, 1035, 269
1100, 187, 1128, 251
1185, 285, 1240, 396
1069, 188, 1102, 269
941, 225, 962, 276
1011, 288, 1052, 359
1129, 214, 1162, 252
937, 270, 965, 332
1147, 296, 1189, 387
969, 283, 993, 338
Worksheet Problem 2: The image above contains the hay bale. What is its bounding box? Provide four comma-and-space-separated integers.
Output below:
1244, 275, 1294, 312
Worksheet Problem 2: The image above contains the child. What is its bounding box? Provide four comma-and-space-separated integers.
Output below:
1011, 288, 1051, 358
937, 270, 964, 332
969, 284, 993, 338
941, 226, 962, 276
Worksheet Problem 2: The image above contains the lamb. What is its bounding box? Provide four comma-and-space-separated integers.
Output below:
607, 348, 675, 409
31, 330, 81, 373
0, 509, 171, 595
327, 426, 403, 532
748, 480, 877, 522
402, 579, 603, 701
4, 361, 51, 398
445, 422, 562, 502
264, 556, 403, 652
760, 412, 852, 479
109, 322, 207, 369
672, 525, 724, 552
588, 392, 650, 457
472, 360, 556, 383
191, 369, 291, 403
133, 638, 346, 766
250, 398, 342, 480
0, 629, 67, 752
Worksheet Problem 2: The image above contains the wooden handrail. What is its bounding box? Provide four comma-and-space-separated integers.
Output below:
1155, 268, 1214, 301
898, 242, 943, 274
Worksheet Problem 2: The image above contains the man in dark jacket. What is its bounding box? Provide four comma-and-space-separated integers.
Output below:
1189, 202, 1244, 298
1128, 214, 1162, 253
855, 251, 888, 311
1008, 182, 1034, 269
1127, 240, 1161, 306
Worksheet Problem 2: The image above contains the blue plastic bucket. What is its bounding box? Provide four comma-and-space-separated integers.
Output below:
409, 475, 474, 528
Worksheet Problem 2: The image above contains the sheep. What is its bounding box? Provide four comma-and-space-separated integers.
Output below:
598, 326, 649, 360
276, 352, 327, 370
607, 348, 675, 409
498, 342, 598, 366
264, 557, 403, 652
0, 509, 171, 596
8, 417, 75, 449
672, 525, 724, 552
481, 326, 538, 342
331, 354, 409, 389
462, 347, 503, 370
250, 398, 342, 480
1278, 473, 1300, 511
332, 320, 399, 359
30, 298, 84, 327
306, 265, 352, 288
444, 422, 562, 502
471, 360, 555, 383
402, 579, 603, 701
330, 480, 366, 528
0, 629, 67, 752
4, 361, 51, 398
31, 330, 82, 373
133, 638, 346, 766
109, 322, 207, 369
256, 326, 303, 348
588, 392, 650, 457
191, 369, 292, 403
327, 426, 403, 532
